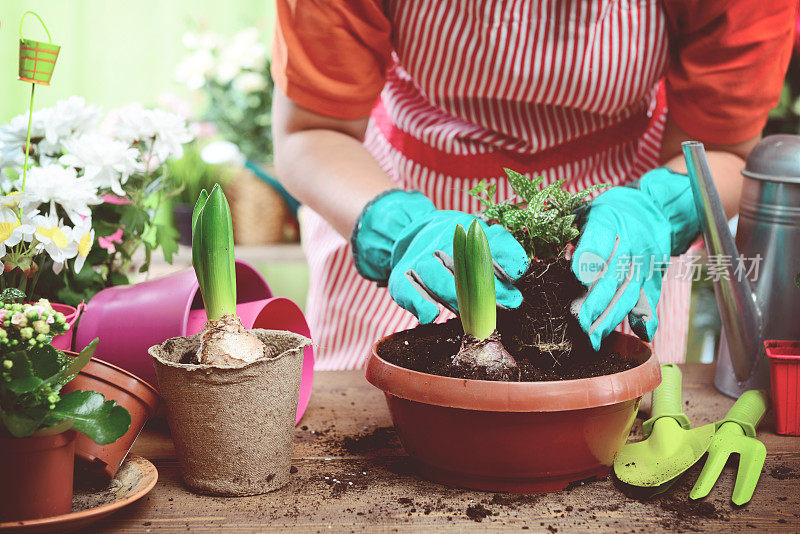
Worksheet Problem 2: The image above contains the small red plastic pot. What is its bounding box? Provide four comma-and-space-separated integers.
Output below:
366, 332, 661, 493
0, 431, 76, 521
61, 356, 159, 479
765, 340, 800, 436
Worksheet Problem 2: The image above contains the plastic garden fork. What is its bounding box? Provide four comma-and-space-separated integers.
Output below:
614, 364, 716, 488
690, 390, 769, 506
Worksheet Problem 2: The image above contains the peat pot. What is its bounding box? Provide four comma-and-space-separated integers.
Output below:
149, 329, 310, 496
366, 331, 661, 493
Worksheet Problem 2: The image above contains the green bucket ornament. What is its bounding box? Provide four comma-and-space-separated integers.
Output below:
18, 11, 60, 86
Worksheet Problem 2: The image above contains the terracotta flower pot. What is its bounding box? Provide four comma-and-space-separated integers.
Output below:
61, 356, 159, 480
366, 331, 661, 493
0, 431, 76, 521
149, 329, 310, 496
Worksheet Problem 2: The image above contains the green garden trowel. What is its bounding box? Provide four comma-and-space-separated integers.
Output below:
614, 364, 716, 488
689, 390, 768, 506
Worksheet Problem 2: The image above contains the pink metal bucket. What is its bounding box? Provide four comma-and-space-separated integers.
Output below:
49, 302, 81, 352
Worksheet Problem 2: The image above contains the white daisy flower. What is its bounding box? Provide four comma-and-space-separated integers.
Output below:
216, 28, 267, 83
112, 104, 193, 165
233, 72, 267, 94
33, 205, 77, 274
0, 207, 33, 273
60, 133, 138, 196
175, 49, 216, 91
71, 216, 94, 274
22, 165, 101, 224
39, 97, 102, 155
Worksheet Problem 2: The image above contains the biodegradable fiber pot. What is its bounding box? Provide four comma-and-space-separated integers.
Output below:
149, 329, 310, 496
0, 431, 76, 521
61, 356, 159, 480
366, 331, 661, 493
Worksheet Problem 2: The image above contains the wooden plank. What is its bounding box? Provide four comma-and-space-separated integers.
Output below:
92, 365, 800, 532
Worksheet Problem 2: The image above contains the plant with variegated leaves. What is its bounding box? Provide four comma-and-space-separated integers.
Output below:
469, 168, 608, 259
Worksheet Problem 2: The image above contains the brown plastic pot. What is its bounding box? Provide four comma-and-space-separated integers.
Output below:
0, 431, 76, 521
61, 355, 159, 480
366, 331, 661, 493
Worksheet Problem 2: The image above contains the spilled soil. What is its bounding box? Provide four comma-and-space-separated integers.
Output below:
380, 257, 639, 381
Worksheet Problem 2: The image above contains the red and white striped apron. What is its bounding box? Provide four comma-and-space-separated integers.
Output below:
302, 0, 691, 370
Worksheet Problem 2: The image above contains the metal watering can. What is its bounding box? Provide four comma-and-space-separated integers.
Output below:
682, 136, 800, 398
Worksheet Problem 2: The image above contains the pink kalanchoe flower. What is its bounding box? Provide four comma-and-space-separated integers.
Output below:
98, 228, 124, 253
10, 313, 27, 326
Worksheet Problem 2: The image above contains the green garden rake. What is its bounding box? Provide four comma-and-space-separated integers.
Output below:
689, 390, 769, 506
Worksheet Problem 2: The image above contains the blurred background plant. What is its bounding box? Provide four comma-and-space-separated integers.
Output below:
175, 28, 273, 163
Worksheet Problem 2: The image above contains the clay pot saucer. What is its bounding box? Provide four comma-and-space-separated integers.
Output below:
0, 456, 157, 533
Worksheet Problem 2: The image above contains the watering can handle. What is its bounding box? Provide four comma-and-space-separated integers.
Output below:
19, 11, 52, 43
718, 389, 769, 438
642, 364, 691, 438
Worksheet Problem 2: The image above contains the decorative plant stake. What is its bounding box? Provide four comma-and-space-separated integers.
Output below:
451, 221, 517, 379
17, 11, 60, 193
149, 186, 310, 496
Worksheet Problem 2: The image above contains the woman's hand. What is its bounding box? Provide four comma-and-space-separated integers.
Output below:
570, 168, 700, 350
352, 190, 530, 324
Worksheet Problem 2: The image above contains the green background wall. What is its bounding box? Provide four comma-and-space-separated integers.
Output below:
0, 0, 276, 121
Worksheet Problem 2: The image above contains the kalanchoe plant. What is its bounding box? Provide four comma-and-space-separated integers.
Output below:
0, 297, 130, 442
191, 184, 266, 365
451, 221, 517, 379
469, 168, 608, 259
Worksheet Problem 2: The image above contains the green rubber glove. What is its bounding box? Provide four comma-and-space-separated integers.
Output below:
571, 168, 700, 350
351, 189, 529, 324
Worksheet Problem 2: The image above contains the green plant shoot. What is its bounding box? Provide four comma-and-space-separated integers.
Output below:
192, 185, 236, 322
469, 168, 608, 259
453, 221, 496, 340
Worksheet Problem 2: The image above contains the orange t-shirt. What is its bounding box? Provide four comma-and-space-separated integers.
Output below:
272, 0, 795, 145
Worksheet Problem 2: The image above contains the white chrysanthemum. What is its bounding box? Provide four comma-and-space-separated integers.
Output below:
71, 216, 94, 274
175, 49, 216, 91
39, 97, 102, 153
182, 31, 224, 52
215, 28, 267, 84
22, 165, 102, 224
112, 104, 193, 164
33, 205, 77, 274
233, 71, 267, 94
61, 133, 138, 196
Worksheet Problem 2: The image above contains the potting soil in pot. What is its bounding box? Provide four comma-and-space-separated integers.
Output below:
382, 257, 639, 381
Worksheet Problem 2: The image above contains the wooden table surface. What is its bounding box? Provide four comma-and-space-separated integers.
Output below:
90, 364, 799, 533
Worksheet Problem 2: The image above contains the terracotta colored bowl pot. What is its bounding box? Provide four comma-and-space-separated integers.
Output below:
366, 331, 661, 493
61, 356, 159, 480
0, 431, 76, 521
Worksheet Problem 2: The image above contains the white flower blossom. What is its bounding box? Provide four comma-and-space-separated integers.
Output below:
233, 72, 267, 94
71, 216, 94, 274
22, 165, 101, 224
112, 104, 193, 164
0, 207, 33, 273
215, 28, 267, 84
60, 133, 138, 196
175, 49, 216, 91
32, 205, 77, 274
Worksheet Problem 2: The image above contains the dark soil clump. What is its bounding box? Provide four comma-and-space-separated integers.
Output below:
770, 465, 799, 480
466, 503, 494, 522
379, 257, 638, 381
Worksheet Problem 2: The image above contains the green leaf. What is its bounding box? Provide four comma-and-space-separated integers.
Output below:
465, 221, 496, 340
7, 376, 44, 394
0, 288, 26, 304
56, 339, 99, 386
156, 224, 179, 264
452, 224, 470, 335
191, 189, 209, 297
1, 409, 48, 438
3, 350, 34, 382
50, 390, 131, 445
119, 206, 150, 235
195, 185, 237, 321
27, 344, 62, 381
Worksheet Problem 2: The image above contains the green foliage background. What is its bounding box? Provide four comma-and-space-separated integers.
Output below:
0, 0, 276, 121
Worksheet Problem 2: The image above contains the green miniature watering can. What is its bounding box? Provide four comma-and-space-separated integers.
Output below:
18, 11, 60, 85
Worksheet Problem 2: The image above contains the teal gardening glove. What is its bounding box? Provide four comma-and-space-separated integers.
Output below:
571, 168, 700, 350
351, 189, 529, 323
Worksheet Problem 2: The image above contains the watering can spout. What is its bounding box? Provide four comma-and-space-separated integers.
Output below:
682, 141, 762, 382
